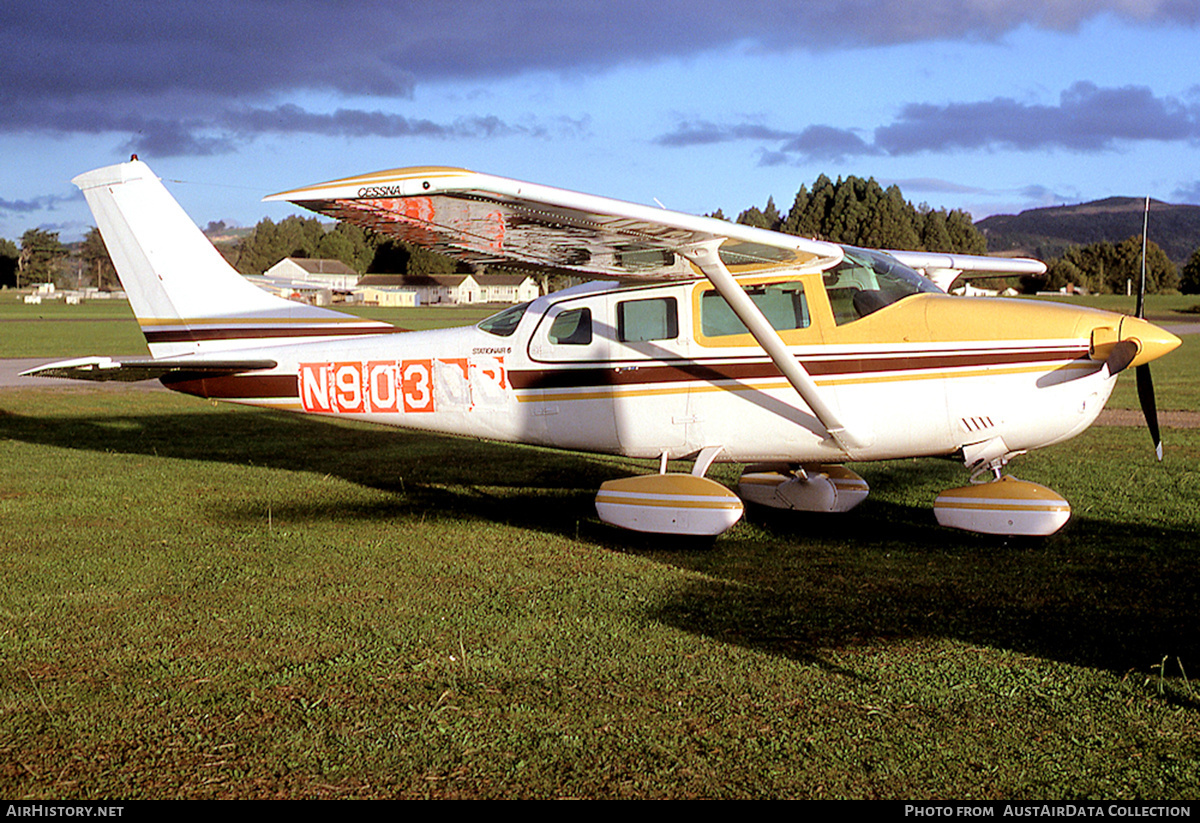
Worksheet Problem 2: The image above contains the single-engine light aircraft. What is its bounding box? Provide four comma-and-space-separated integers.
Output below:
26, 160, 1180, 537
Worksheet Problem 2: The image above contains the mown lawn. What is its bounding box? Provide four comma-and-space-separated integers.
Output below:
2, 292, 1197, 798
1, 387, 1197, 799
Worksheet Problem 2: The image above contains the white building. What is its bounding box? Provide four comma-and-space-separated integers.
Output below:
355, 273, 538, 305
264, 257, 360, 289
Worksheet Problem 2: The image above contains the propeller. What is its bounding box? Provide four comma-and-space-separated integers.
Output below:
1137, 363, 1163, 461
1135, 196, 1164, 461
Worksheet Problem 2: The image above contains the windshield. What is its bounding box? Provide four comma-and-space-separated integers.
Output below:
824, 248, 942, 325
477, 301, 531, 337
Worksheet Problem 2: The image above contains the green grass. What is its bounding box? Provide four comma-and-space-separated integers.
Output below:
3, 293, 1198, 798
0, 299, 499, 358
1, 388, 1198, 799
1106, 335, 1200, 412
1028, 293, 1200, 324
0, 299, 146, 358
349, 305, 501, 330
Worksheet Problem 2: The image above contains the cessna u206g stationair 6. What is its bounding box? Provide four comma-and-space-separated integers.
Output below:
26, 160, 1180, 537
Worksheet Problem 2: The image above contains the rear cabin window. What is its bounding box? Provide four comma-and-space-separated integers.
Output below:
700, 282, 810, 338
617, 297, 678, 343
548, 307, 592, 345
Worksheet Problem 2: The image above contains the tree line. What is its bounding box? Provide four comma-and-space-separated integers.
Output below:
726, 174, 1195, 294
728, 173, 988, 256
229, 215, 458, 278
4, 174, 1199, 294
0, 228, 116, 291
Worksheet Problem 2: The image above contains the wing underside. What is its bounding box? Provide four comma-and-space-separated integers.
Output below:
266, 168, 844, 279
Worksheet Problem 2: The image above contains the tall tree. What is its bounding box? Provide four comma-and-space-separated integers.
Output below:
19, 229, 67, 288
1180, 247, 1200, 295
1048, 236, 1176, 294
80, 227, 116, 290
751, 174, 986, 254
0, 238, 18, 288
367, 239, 459, 277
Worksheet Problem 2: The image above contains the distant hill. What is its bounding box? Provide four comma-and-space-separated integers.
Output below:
977, 197, 1200, 266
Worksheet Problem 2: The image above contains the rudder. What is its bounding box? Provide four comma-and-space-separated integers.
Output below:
74, 160, 393, 358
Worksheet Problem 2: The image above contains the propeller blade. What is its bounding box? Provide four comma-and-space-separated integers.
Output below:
1136, 363, 1163, 461
1102, 339, 1139, 378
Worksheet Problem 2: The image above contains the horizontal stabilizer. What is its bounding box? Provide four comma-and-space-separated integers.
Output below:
21, 356, 278, 382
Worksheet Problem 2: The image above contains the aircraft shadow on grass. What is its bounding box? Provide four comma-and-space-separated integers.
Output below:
2, 404, 1197, 683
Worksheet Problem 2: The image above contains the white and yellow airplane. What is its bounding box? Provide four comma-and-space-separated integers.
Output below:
26, 160, 1180, 538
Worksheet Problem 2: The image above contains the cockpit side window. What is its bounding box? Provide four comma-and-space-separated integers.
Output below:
478, 302, 530, 337
824, 248, 941, 325
548, 307, 593, 345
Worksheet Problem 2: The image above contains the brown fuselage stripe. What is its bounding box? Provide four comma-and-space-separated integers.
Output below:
158, 347, 1092, 402
507, 347, 1091, 390
143, 326, 404, 343
161, 374, 299, 399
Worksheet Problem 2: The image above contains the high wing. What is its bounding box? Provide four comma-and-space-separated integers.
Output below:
887, 250, 1047, 291
264, 167, 844, 279
268, 167, 872, 451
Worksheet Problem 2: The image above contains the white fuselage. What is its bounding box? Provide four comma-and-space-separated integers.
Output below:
164, 276, 1120, 467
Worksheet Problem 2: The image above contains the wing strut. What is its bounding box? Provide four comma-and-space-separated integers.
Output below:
681, 241, 870, 456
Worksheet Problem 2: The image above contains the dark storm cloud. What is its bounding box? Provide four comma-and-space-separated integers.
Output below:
655, 83, 1200, 162
4, 0, 1198, 156
874, 83, 1200, 154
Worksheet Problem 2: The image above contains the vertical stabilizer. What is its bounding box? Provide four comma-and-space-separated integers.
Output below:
74, 160, 394, 358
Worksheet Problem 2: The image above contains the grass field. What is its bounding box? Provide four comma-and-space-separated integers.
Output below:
1, 296, 1198, 799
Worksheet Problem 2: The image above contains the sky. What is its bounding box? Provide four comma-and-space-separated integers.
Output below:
3, 0, 1200, 244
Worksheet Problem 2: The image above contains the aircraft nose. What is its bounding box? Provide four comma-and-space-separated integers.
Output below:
1119, 315, 1181, 367
1089, 315, 1181, 369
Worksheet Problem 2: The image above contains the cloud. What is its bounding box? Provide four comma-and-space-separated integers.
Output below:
655, 83, 1200, 162
1171, 181, 1200, 204
779, 127, 880, 162
655, 121, 798, 147
1018, 184, 1079, 205
4, 2, 1196, 123
0, 192, 78, 214
223, 105, 523, 140
875, 82, 1199, 154
887, 178, 989, 195
1, 98, 552, 157
2, 2, 1198, 160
